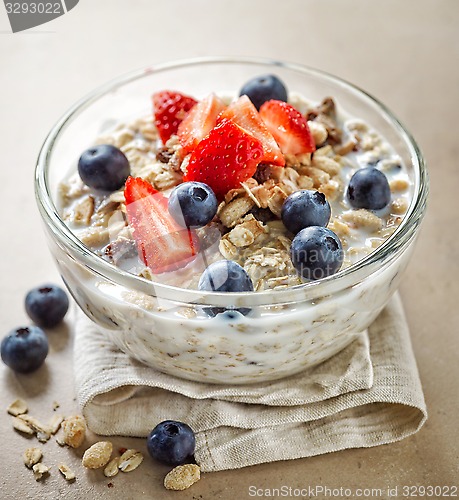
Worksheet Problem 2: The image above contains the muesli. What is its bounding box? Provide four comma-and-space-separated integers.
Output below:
59, 74, 411, 294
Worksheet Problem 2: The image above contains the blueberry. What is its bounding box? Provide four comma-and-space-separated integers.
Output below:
25, 284, 69, 328
78, 144, 130, 191
1, 326, 48, 373
220, 310, 241, 320
281, 190, 331, 234
204, 306, 250, 318
239, 74, 288, 110
290, 226, 343, 280
347, 167, 391, 210
199, 260, 253, 317
248, 206, 275, 224
147, 420, 195, 466
198, 260, 253, 293
168, 182, 218, 228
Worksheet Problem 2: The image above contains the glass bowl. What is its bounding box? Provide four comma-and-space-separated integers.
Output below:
35, 57, 428, 384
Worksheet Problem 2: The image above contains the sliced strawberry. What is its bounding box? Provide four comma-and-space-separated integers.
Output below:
124, 176, 199, 274
184, 119, 263, 200
178, 93, 226, 153
259, 100, 316, 156
218, 96, 285, 167
152, 91, 197, 144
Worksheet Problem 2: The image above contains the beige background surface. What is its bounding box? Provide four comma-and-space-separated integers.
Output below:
0, 1, 458, 498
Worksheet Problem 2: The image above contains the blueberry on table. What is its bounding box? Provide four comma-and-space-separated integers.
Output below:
1, 326, 49, 373
347, 167, 391, 210
25, 284, 69, 328
147, 420, 196, 466
239, 74, 288, 110
168, 181, 218, 229
281, 190, 331, 234
290, 226, 343, 280
78, 144, 130, 191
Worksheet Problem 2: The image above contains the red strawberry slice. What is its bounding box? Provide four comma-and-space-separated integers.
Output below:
178, 93, 226, 153
184, 119, 263, 200
124, 176, 199, 274
259, 100, 316, 155
218, 95, 285, 167
152, 91, 197, 144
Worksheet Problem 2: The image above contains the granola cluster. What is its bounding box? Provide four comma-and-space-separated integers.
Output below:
8, 396, 200, 491
60, 96, 411, 290
7, 399, 144, 485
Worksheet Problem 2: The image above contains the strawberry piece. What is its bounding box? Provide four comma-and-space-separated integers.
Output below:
184, 119, 263, 200
124, 177, 199, 274
259, 100, 316, 155
178, 93, 226, 153
218, 96, 285, 167
152, 91, 197, 144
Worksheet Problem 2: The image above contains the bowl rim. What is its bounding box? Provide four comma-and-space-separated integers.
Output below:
35, 56, 428, 307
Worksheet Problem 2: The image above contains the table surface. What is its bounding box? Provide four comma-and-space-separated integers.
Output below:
1, 1, 458, 498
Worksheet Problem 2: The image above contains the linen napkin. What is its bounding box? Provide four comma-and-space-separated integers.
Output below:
73, 293, 427, 472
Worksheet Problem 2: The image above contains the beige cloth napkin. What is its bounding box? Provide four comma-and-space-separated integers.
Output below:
73, 294, 427, 472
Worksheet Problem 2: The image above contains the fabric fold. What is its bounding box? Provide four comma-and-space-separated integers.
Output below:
73, 294, 427, 472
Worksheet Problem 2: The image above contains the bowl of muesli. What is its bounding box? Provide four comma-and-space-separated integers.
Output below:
35, 57, 428, 384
